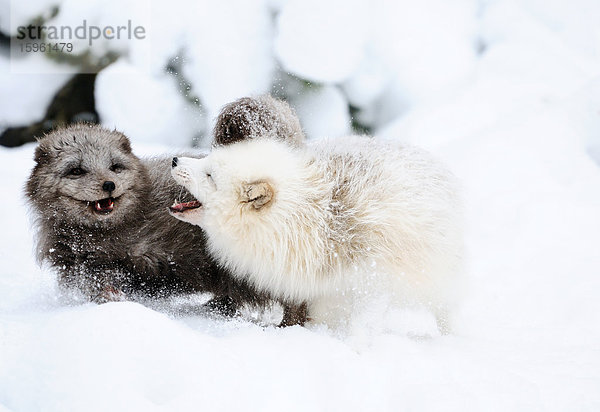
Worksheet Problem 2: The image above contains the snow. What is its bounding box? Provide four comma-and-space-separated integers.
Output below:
95, 61, 203, 147
0, 55, 71, 126
368, 0, 478, 106
44, 0, 152, 59
341, 53, 389, 109
2, 0, 600, 410
13, 0, 275, 141
2, 95, 600, 411
180, 0, 275, 127
290, 84, 351, 140
3, 0, 61, 35
274, 0, 369, 84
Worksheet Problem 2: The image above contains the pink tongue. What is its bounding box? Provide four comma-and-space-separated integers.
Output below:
95, 198, 114, 212
170, 200, 201, 213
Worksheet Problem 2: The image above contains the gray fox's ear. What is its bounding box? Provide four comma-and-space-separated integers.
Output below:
240, 181, 274, 210
118, 135, 132, 153
33, 142, 49, 164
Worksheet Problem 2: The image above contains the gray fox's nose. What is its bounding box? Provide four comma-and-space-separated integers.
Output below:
102, 181, 115, 192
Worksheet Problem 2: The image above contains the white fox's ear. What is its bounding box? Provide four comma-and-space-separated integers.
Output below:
241, 181, 274, 209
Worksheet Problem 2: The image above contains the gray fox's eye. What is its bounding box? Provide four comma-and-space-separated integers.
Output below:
68, 167, 86, 176
110, 164, 125, 173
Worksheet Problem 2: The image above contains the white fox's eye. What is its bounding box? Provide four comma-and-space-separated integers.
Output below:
206, 172, 216, 188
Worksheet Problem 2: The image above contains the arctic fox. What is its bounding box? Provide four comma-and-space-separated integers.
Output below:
169, 136, 463, 332
25, 123, 270, 311
25, 93, 305, 317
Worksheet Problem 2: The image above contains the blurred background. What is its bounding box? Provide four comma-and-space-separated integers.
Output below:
1, 0, 599, 157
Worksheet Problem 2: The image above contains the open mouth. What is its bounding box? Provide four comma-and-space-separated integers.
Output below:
92, 197, 115, 214
169, 200, 202, 213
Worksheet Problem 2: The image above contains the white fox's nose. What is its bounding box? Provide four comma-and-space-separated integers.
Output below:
172, 157, 178, 168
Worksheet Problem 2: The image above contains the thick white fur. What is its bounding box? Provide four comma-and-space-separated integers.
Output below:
171, 136, 463, 332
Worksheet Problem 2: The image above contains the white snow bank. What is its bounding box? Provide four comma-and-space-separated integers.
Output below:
290, 85, 351, 140
369, 0, 478, 106
44, 0, 152, 60
21, 0, 275, 145
2, 83, 600, 410
274, 0, 369, 84
95, 61, 203, 147
180, 0, 275, 128
3, 0, 61, 35
565, 77, 600, 165
378, 0, 600, 150
0, 55, 71, 127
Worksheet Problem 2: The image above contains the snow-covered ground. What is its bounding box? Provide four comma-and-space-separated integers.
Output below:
2, 0, 600, 410
2, 91, 600, 411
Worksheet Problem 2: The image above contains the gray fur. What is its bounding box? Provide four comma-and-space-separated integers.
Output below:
26, 123, 268, 308
213, 95, 305, 147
